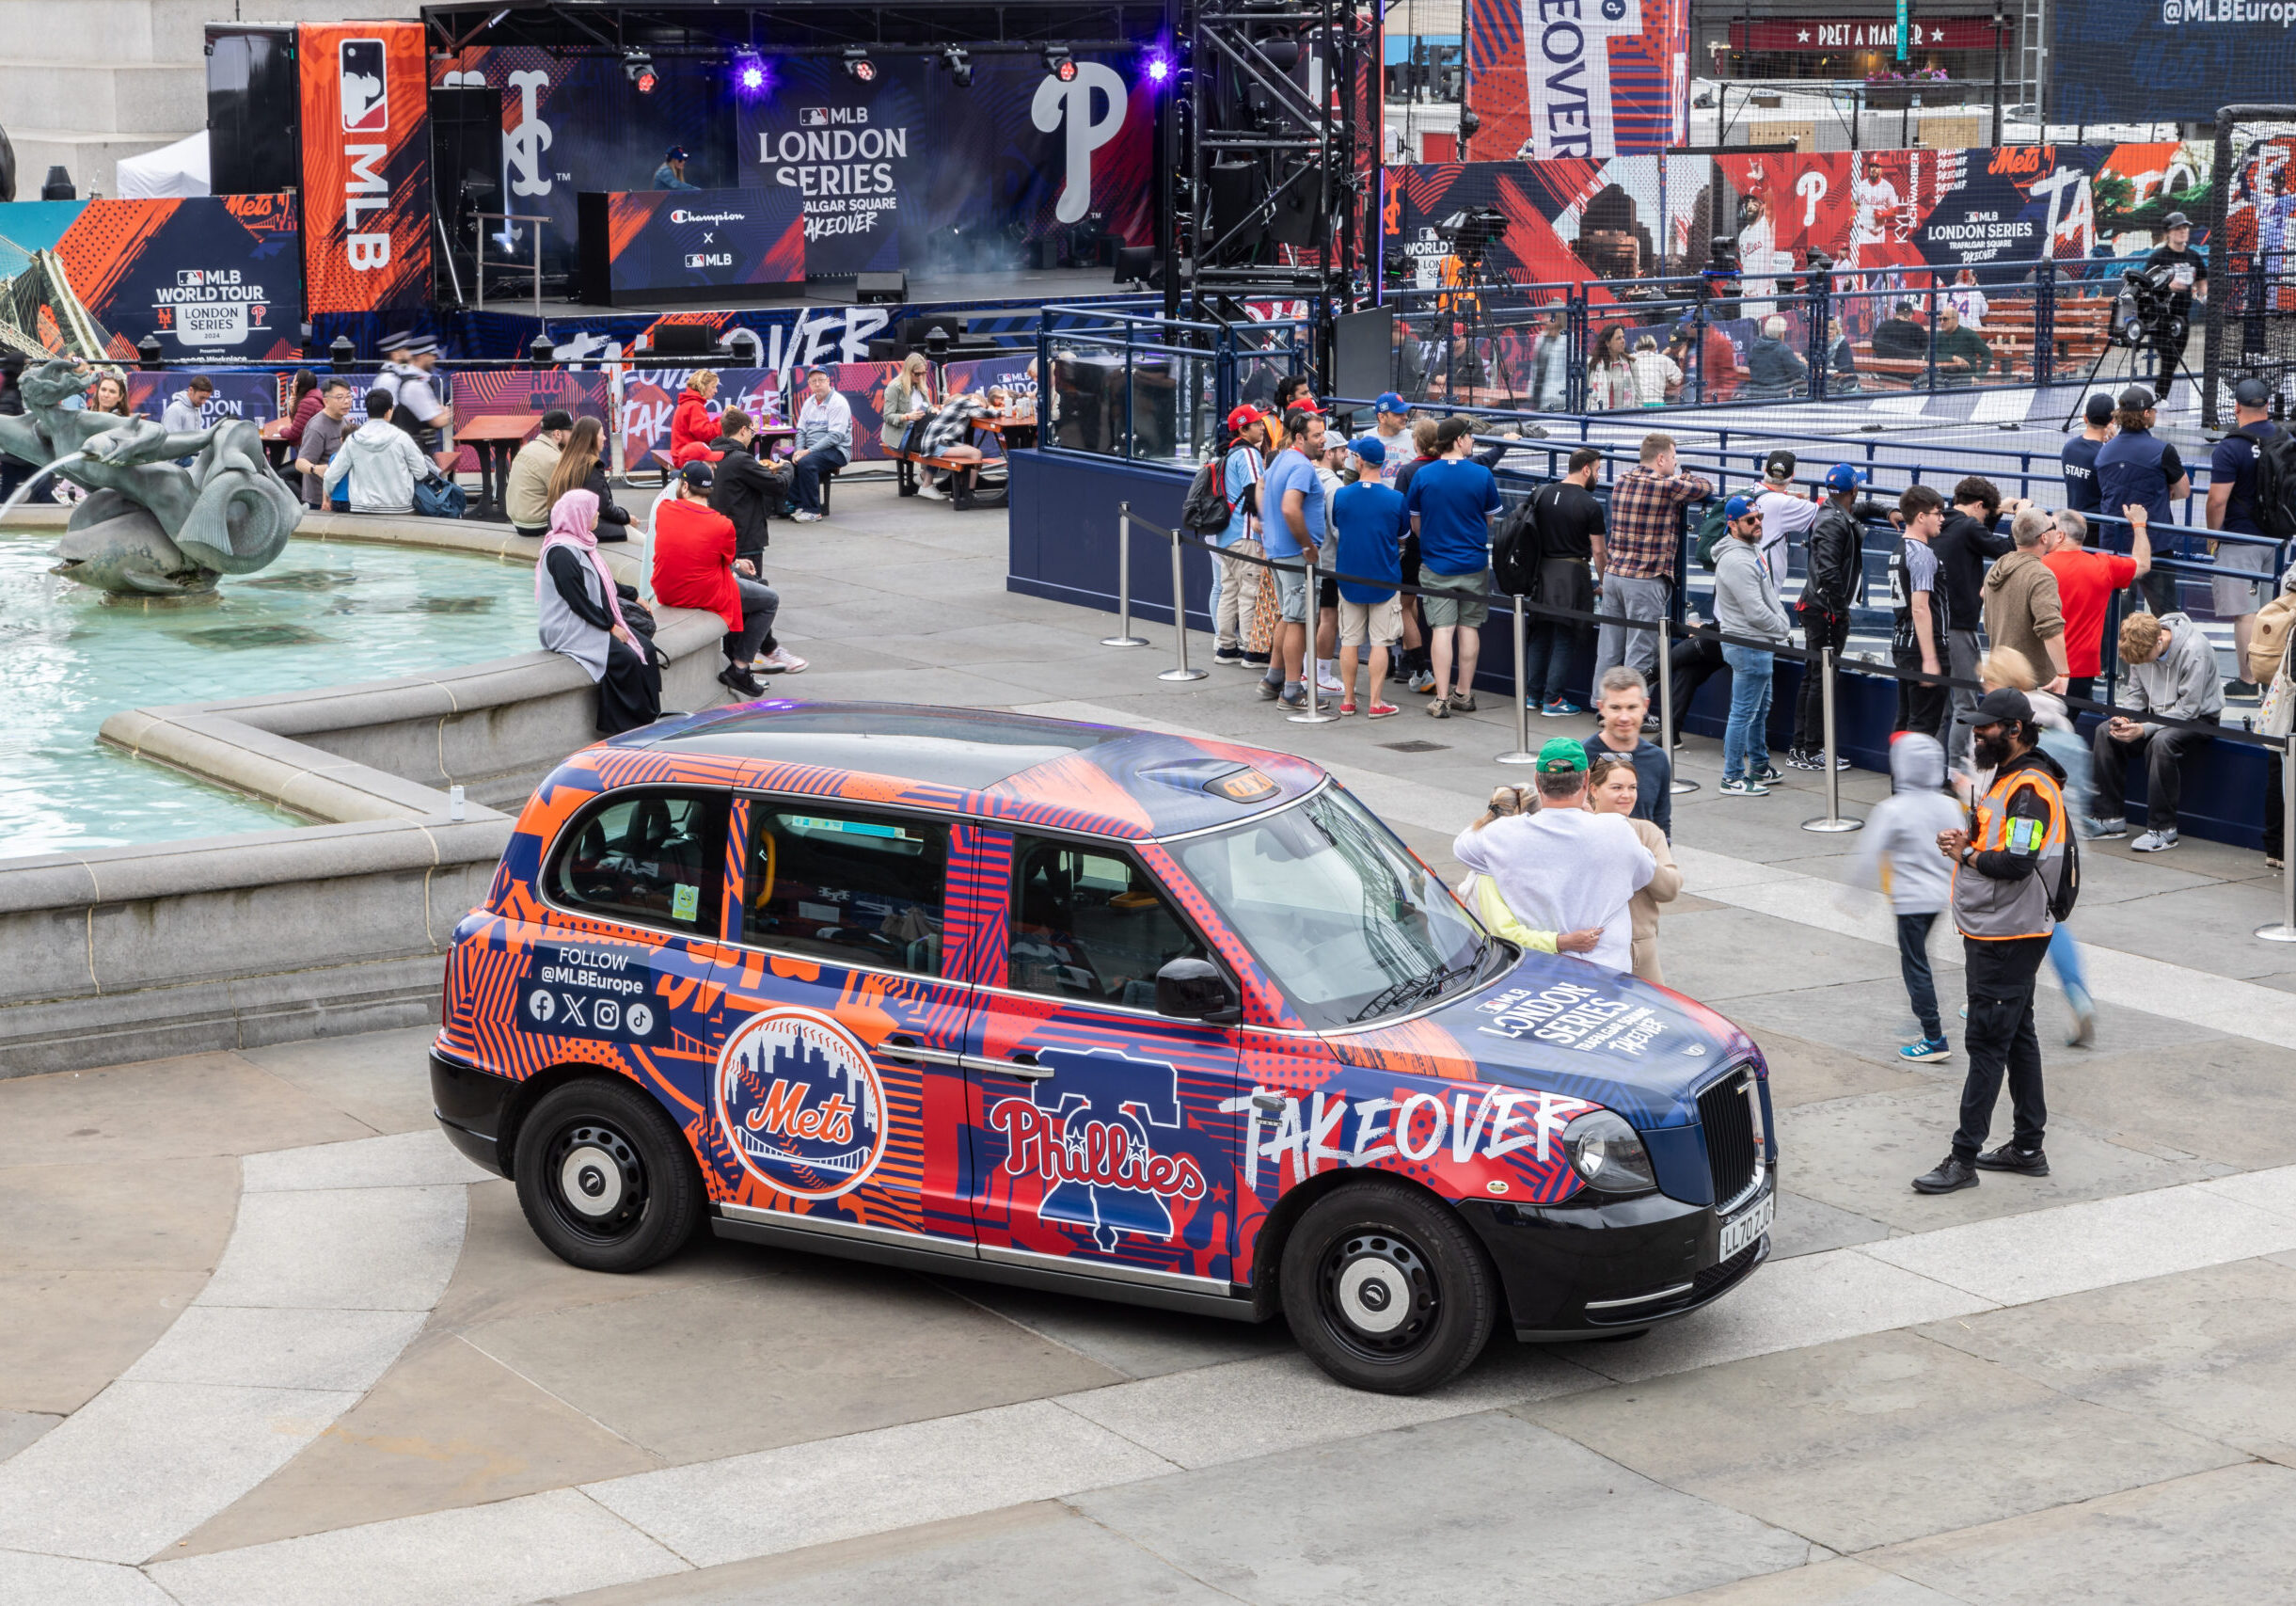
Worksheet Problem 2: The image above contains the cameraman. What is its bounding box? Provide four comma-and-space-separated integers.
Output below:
2141, 210, 2207, 393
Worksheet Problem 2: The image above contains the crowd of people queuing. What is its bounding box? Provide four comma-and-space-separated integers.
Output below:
1197, 369, 2295, 1199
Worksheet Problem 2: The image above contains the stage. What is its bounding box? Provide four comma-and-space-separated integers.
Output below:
526, 266, 1139, 322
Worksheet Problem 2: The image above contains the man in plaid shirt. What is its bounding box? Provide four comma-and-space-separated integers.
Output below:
1596, 433, 1712, 696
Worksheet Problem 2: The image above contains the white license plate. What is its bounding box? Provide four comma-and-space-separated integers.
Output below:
1718, 1190, 1774, 1261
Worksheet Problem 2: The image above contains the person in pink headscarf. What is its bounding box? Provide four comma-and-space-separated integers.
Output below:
537, 487, 660, 734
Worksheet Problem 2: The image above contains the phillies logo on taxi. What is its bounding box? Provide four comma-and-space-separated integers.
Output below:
715, 1007, 887, 1199
988, 1098, 1210, 1201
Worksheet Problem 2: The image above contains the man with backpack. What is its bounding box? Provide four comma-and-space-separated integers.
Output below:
2207, 377, 2293, 699
1912, 687, 2075, 1195
1184, 405, 1267, 667
1789, 464, 1890, 770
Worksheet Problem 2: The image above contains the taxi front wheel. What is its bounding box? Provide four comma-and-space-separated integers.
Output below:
514, 1077, 703, 1274
1279, 1181, 1497, 1395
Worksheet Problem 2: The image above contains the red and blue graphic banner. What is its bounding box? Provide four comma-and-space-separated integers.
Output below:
617, 367, 791, 469
583, 186, 805, 306
449, 368, 612, 473
300, 20, 432, 314
1466, 0, 1689, 162
0, 194, 302, 359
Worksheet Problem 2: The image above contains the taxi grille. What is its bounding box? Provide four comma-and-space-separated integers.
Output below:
1699, 1069, 1761, 1210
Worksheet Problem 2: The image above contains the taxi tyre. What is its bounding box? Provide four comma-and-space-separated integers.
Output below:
1279, 1180, 1498, 1395
513, 1077, 704, 1274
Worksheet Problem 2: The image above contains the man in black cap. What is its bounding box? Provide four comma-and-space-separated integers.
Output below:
2059, 392, 2114, 516
2141, 211, 2207, 394
1913, 687, 2072, 1195
654, 146, 699, 191
2094, 383, 2189, 616
2208, 376, 2287, 697
503, 408, 573, 536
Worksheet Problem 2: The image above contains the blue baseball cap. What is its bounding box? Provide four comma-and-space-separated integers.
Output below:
1724, 494, 1757, 522
1823, 463, 1866, 491
1349, 436, 1386, 467
1374, 391, 1408, 415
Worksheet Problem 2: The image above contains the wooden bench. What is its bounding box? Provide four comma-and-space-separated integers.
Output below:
890, 446, 1005, 510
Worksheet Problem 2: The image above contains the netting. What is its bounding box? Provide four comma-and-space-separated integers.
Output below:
2204, 113, 2296, 428
0, 245, 113, 359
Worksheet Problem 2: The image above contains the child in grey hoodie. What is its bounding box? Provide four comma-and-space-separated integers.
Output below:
1851, 732, 1964, 1061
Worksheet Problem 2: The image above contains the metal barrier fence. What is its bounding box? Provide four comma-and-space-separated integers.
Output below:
1386, 253, 2222, 417
1033, 304, 1309, 467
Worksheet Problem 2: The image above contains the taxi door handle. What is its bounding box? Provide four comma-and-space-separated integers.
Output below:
971, 1050, 1053, 1082
881, 1035, 963, 1069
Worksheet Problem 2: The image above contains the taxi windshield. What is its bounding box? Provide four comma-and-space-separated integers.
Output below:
1172, 787, 1489, 1030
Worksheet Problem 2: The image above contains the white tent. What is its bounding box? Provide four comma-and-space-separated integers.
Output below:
115, 133, 209, 199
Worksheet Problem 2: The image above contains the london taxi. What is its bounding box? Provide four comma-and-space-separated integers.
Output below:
431, 703, 1775, 1393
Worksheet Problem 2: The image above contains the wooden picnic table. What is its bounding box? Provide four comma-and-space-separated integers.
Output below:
456, 413, 542, 523
258, 416, 298, 476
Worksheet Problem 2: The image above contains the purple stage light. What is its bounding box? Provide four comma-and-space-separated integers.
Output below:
1147, 54, 1170, 83
732, 50, 770, 97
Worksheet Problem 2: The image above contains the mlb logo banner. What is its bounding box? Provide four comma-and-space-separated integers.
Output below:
299, 20, 431, 314
1467, 0, 1689, 162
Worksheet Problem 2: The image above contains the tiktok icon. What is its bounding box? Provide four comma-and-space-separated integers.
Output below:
1031, 63, 1128, 224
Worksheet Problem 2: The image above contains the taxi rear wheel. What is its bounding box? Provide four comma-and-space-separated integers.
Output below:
1279, 1181, 1496, 1395
514, 1077, 702, 1274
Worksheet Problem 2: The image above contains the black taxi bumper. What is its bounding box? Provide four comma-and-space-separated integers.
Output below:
431, 1049, 516, 1178
1463, 1165, 1775, 1340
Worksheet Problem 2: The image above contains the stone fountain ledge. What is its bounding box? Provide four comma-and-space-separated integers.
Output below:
0, 509, 728, 1078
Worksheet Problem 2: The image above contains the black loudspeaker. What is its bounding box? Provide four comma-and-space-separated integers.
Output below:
649, 322, 719, 358
1207, 160, 1266, 250
204, 25, 301, 196
1113, 245, 1156, 285
855, 271, 909, 304
1333, 309, 1394, 405
1269, 166, 1328, 248
900, 315, 966, 346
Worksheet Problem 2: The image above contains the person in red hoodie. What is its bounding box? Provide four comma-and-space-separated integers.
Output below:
652, 462, 775, 695
669, 369, 723, 467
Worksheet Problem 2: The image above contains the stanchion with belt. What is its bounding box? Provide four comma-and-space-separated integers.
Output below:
2260, 736, 2296, 944
1100, 501, 1149, 649
1158, 519, 1207, 683
1800, 645, 1861, 834
1655, 618, 1697, 795
1497, 594, 1538, 765
1287, 549, 1338, 725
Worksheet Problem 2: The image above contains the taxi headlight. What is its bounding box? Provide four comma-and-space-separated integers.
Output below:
1563, 1110, 1657, 1195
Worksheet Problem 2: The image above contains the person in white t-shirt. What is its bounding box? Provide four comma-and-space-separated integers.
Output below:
1452, 740, 1655, 974
1852, 158, 1900, 252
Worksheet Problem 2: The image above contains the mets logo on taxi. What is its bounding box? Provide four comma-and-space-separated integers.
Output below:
714, 1007, 887, 1199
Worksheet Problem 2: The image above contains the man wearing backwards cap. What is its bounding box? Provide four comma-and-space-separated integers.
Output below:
2059, 392, 2115, 516
1451, 739, 1655, 975
2093, 382, 2188, 616
1209, 405, 1269, 666
1913, 687, 2071, 1195
2207, 376, 2285, 696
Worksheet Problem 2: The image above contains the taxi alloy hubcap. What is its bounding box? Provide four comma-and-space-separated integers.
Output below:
550, 1122, 642, 1232
1322, 1232, 1435, 1353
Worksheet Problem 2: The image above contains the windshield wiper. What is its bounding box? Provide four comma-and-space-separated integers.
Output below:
1350, 954, 1481, 1024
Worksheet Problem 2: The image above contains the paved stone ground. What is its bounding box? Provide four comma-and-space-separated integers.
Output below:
6, 474, 2296, 1606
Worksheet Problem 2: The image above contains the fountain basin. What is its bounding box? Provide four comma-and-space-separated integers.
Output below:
0, 510, 728, 1076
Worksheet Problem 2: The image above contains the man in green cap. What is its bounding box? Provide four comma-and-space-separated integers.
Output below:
1452, 738, 1655, 973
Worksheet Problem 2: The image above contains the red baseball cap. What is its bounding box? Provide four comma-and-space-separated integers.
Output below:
1225, 404, 1264, 432
1291, 395, 1323, 413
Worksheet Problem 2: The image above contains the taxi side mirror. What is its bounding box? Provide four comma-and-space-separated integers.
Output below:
1155, 956, 1241, 1026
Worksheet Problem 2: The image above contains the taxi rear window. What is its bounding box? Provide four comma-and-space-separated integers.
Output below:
744, 804, 949, 976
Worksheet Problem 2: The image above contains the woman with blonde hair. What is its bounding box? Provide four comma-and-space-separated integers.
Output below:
669, 368, 722, 465
1627, 334, 1681, 408
881, 351, 934, 453
1584, 754, 1681, 982
546, 416, 631, 541
1456, 787, 1603, 955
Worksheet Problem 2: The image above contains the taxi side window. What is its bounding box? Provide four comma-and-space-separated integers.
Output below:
550, 791, 728, 934
745, 805, 948, 976
1007, 836, 1206, 1009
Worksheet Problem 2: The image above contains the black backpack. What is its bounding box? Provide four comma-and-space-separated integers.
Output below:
1491, 495, 1543, 596
2235, 422, 2296, 541
1694, 500, 1732, 570
1181, 453, 1231, 535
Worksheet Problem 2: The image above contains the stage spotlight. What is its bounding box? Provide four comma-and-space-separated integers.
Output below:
1145, 52, 1171, 85
624, 50, 657, 93
842, 46, 876, 82
942, 46, 974, 87
1043, 44, 1076, 80
732, 49, 768, 96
